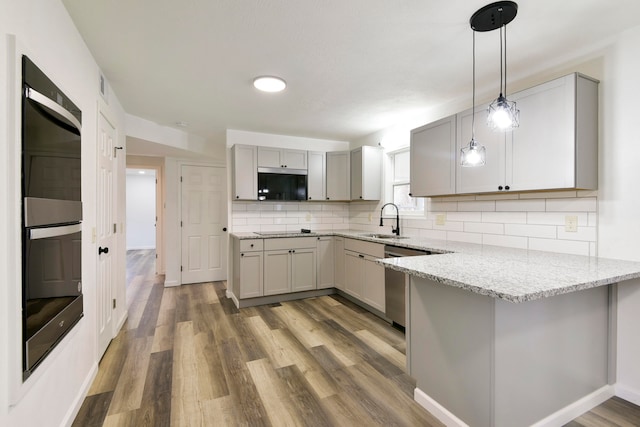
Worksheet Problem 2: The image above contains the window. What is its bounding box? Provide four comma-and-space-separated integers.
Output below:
388, 149, 424, 214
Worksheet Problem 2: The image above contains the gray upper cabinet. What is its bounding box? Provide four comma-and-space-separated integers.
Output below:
231, 144, 257, 200
257, 147, 307, 169
307, 151, 326, 201
412, 73, 598, 197
410, 115, 457, 197
326, 151, 350, 201
507, 73, 598, 192
351, 146, 383, 201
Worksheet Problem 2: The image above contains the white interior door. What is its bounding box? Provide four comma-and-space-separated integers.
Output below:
181, 165, 227, 284
97, 110, 116, 358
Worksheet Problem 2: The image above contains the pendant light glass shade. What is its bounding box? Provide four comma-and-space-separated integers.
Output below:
462, 26, 486, 168
488, 93, 519, 130
486, 10, 519, 131
460, 138, 486, 167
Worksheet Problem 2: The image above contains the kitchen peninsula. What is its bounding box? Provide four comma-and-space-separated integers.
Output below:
379, 242, 640, 427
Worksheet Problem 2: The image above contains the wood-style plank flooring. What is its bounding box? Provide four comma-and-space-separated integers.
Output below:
73, 250, 640, 426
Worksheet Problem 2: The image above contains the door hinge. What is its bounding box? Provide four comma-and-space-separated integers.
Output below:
155, 253, 158, 259
112, 298, 116, 309
113, 223, 117, 233
180, 265, 183, 272
180, 176, 183, 182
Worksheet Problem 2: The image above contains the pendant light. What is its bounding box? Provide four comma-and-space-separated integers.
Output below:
471, 1, 519, 131
460, 29, 486, 167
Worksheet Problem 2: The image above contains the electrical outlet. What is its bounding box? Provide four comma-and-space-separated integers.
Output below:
565, 215, 578, 232
305, 213, 311, 222
91, 227, 96, 243
368, 213, 373, 222
435, 214, 446, 226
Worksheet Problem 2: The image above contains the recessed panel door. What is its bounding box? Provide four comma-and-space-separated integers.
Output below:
181, 165, 227, 284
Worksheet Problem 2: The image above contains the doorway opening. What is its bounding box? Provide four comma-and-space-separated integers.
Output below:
126, 167, 160, 288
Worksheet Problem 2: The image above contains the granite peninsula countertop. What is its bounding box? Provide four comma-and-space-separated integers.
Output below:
231, 230, 640, 303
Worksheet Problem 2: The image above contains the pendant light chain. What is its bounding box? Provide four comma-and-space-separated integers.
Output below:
472, 30, 476, 141
503, 23, 507, 96
499, 24, 504, 96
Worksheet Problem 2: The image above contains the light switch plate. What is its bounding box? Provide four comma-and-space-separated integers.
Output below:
565, 215, 578, 232
436, 214, 446, 226
305, 213, 311, 222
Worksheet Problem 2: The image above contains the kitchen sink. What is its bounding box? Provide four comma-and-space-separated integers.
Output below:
361, 233, 410, 240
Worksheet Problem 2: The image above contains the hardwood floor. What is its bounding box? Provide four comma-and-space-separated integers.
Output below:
73, 250, 640, 426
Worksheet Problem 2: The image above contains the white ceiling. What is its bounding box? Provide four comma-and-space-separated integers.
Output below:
62, 0, 640, 149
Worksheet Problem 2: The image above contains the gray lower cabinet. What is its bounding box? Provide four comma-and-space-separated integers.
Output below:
263, 237, 317, 296
343, 238, 385, 312
234, 238, 264, 298
316, 236, 334, 289
334, 237, 345, 291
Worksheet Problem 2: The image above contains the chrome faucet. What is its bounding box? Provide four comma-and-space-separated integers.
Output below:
379, 203, 400, 236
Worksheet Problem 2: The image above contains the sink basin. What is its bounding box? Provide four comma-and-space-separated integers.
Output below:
362, 233, 410, 240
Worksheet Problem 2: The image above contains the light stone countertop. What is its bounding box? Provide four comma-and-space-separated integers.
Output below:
231, 230, 640, 303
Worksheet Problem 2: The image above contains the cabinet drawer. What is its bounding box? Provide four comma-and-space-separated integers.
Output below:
345, 238, 384, 258
264, 237, 317, 251
240, 239, 263, 252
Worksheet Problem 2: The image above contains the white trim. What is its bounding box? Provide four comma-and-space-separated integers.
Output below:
415, 385, 616, 427
164, 280, 180, 287
413, 387, 469, 427
115, 311, 128, 334
530, 385, 615, 427
227, 290, 240, 309
616, 383, 640, 406
60, 362, 99, 427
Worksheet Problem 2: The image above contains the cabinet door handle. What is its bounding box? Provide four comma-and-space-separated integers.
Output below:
223, 227, 227, 232
505, 185, 510, 190
498, 186, 503, 190
250, 244, 254, 247
358, 254, 365, 258
359, 196, 363, 199
308, 197, 312, 200
292, 250, 296, 253
409, 193, 412, 196
236, 195, 240, 199
241, 253, 244, 257
326, 197, 330, 200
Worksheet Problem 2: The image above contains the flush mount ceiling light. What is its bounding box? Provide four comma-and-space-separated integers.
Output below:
253, 76, 287, 92
471, 1, 520, 131
461, 27, 487, 167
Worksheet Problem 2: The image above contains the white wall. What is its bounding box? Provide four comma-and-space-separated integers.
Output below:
126, 172, 156, 250
597, 25, 640, 405
0, 1, 127, 426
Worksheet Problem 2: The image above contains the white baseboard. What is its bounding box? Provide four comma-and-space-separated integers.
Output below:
415, 385, 616, 427
164, 280, 180, 287
227, 290, 239, 308
115, 311, 128, 334
61, 361, 99, 427
616, 383, 640, 406
531, 385, 615, 427
413, 387, 469, 427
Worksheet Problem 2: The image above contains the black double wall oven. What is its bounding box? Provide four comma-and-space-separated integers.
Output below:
21, 56, 83, 379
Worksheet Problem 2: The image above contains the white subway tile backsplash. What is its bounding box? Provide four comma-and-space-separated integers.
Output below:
529, 238, 590, 256
496, 199, 546, 212
556, 227, 596, 242
519, 190, 577, 199
482, 234, 528, 249
419, 229, 447, 240
481, 212, 527, 224
447, 231, 482, 244
546, 197, 597, 212
458, 201, 496, 212
429, 201, 458, 212
475, 193, 519, 201
464, 222, 504, 234
445, 212, 482, 222
504, 224, 557, 239
232, 196, 598, 256
527, 212, 588, 226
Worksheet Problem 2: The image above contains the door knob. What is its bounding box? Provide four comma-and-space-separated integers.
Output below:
98, 246, 109, 255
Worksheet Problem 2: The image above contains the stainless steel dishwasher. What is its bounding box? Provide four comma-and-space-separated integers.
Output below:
384, 245, 430, 329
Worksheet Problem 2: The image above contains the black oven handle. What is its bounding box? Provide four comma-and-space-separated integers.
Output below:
30, 223, 82, 240
26, 87, 82, 134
